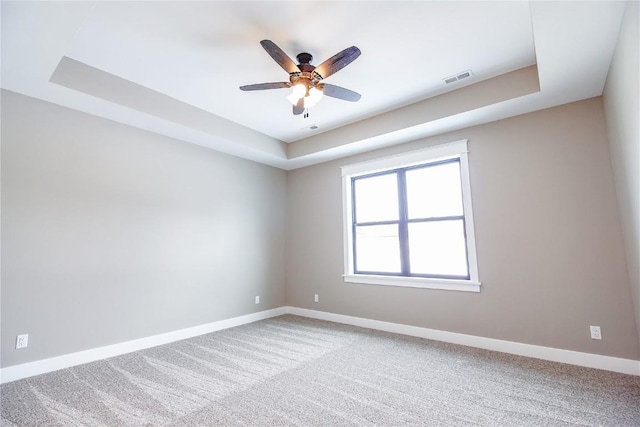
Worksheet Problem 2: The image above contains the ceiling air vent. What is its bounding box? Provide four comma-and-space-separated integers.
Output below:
443, 69, 473, 84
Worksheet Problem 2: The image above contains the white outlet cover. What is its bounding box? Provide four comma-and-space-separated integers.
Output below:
255, 296, 260, 304
314, 294, 319, 302
16, 334, 29, 349
590, 325, 602, 340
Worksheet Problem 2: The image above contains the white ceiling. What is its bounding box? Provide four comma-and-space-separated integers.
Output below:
0, 1, 627, 170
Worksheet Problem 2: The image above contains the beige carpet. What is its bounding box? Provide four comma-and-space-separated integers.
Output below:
1, 315, 639, 426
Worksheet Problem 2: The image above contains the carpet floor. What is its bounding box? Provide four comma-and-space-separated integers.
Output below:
1, 315, 639, 426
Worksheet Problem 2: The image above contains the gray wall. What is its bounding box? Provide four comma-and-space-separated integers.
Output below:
1, 90, 287, 367
3, 16, 640, 369
603, 0, 640, 347
286, 97, 640, 360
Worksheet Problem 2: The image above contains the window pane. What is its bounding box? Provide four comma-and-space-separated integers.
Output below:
355, 224, 401, 273
408, 220, 468, 277
354, 173, 398, 223
406, 161, 463, 219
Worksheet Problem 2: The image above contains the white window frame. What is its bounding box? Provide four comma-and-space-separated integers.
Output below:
341, 140, 481, 292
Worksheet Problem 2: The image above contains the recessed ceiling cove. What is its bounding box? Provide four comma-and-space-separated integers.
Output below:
1, 1, 626, 169
60, 1, 535, 141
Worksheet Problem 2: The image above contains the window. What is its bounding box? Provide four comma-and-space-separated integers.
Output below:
341, 140, 480, 292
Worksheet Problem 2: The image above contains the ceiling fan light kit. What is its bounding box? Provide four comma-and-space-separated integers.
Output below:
240, 40, 361, 116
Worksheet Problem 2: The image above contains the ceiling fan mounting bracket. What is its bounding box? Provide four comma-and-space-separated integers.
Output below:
296, 52, 313, 64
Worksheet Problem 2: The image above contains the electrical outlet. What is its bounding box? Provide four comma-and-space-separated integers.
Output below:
314, 294, 319, 303
590, 325, 602, 340
16, 334, 29, 349
255, 296, 260, 304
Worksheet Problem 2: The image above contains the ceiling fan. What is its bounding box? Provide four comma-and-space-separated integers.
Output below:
240, 40, 362, 116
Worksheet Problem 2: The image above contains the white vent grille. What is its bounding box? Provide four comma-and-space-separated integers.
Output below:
443, 70, 473, 84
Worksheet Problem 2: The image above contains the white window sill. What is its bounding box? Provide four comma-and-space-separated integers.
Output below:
343, 274, 481, 292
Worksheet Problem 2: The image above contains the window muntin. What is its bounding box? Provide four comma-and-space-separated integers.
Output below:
341, 140, 480, 292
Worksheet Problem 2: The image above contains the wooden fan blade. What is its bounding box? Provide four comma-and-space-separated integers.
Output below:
313, 46, 361, 80
240, 82, 290, 91
260, 40, 301, 74
293, 97, 304, 115
321, 84, 361, 102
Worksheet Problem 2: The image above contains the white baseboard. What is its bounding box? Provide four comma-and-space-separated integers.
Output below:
0, 307, 287, 384
3, 305, 638, 384
284, 306, 640, 376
